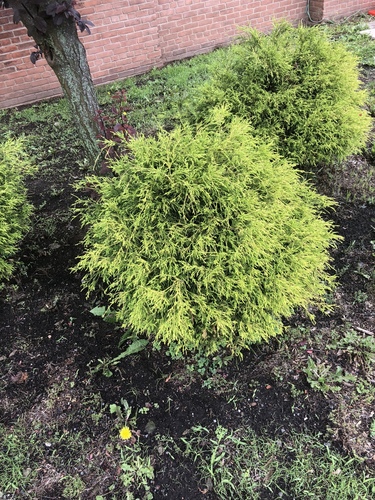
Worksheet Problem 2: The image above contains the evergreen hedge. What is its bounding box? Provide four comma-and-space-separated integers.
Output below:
0, 139, 34, 282
186, 22, 370, 168
75, 109, 340, 355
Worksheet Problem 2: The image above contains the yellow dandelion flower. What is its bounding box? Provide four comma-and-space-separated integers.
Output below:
119, 426, 132, 440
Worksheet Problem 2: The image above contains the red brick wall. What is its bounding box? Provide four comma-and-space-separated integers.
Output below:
0, 0, 371, 109
321, 1, 374, 19
307, 1, 374, 23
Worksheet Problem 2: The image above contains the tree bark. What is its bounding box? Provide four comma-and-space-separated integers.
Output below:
6, 1, 101, 166
38, 18, 101, 167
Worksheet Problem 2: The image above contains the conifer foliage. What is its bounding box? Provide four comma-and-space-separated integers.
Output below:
0, 139, 34, 281
75, 109, 340, 355
188, 22, 370, 168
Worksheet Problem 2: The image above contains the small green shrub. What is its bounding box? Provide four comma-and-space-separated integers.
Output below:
187, 22, 371, 168
74, 108, 340, 355
0, 138, 34, 282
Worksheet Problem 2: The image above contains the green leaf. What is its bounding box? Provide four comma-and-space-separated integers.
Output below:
111, 339, 149, 364
90, 306, 106, 317
109, 404, 118, 414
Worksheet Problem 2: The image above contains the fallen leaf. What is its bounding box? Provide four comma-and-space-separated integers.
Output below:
145, 420, 156, 434
49, 242, 61, 250
11, 371, 28, 384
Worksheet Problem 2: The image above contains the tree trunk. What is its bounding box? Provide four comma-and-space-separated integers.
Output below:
39, 19, 101, 167
13, 2, 101, 167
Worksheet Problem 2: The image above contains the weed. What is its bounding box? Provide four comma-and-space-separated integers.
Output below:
354, 290, 368, 304
327, 327, 375, 372
370, 420, 375, 438
303, 357, 357, 393
82, 393, 107, 425
329, 159, 375, 205
62, 474, 85, 498
96, 89, 136, 163
110, 398, 132, 426
89, 338, 149, 377
289, 382, 305, 399
118, 442, 154, 499
183, 349, 233, 377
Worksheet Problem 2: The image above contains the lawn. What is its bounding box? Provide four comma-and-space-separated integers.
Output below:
0, 15, 375, 500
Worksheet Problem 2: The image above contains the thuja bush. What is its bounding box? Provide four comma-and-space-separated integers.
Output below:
74, 108, 340, 355
187, 22, 371, 168
0, 138, 34, 281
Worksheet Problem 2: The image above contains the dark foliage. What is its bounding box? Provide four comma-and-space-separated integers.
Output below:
1, 0, 93, 64
96, 89, 137, 167
30, 44, 43, 64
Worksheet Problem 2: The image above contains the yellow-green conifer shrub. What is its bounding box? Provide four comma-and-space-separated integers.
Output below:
187, 22, 371, 168
75, 109, 340, 355
0, 138, 34, 281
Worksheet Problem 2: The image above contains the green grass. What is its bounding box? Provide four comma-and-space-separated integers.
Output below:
0, 98, 87, 177
0, 379, 155, 499
98, 48, 227, 134
0, 422, 40, 495
178, 425, 375, 499
322, 15, 375, 67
